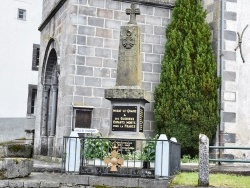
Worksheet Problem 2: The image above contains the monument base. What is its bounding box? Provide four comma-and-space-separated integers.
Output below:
109, 131, 145, 140
105, 86, 150, 137
105, 86, 150, 103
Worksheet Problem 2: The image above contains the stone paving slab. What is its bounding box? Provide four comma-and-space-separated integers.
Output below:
33, 159, 61, 173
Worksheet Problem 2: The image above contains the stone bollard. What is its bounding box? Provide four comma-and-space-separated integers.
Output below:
198, 134, 209, 187
155, 134, 169, 179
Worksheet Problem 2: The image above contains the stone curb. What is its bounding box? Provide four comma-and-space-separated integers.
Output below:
0, 181, 94, 188
0, 172, 171, 188
32, 166, 61, 173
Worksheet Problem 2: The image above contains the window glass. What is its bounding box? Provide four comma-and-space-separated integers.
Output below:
74, 108, 92, 128
36, 48, 40, 66
32, 44, 40, 71
18, 9, 26, 20
27, 85, 37, 116
31, 89, 37, 114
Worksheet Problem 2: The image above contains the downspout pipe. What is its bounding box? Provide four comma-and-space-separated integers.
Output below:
219, 0, 225, 162
71, 0, 80, 132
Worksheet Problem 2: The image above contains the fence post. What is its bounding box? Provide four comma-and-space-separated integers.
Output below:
198, 134, 209, 187
155, 134, 169, 179
65, 131, 80, 173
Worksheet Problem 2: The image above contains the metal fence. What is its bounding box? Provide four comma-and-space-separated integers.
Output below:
62, 136, 181, 178
169, 141, 181, 175
209, 146, 250, 163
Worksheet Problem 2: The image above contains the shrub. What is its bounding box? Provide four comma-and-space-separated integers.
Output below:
154, 0, 220, 156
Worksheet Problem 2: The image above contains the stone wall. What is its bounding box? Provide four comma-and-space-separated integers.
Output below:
202, 0, 221, 61
35, 0, 173, 157
223, 0, 250, 159
203, 0, 250, 159
42, 0, 63, 20
221, 0, 238, 158
0, 118, 35, 143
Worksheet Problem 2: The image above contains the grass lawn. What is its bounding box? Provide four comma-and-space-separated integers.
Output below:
170, 172, 250, 188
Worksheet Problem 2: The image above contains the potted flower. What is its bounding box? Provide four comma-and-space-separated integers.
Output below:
82, 136, 111, 165
142, 135, 158, 168
122, 150, 143, 168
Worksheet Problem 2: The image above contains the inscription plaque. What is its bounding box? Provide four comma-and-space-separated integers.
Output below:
112, 140, 136, 154
139, 107, 144, 132
112, 106, 137, 131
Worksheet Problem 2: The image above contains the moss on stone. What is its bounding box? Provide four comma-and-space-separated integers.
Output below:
94, 185, 141, 188
0, 141, 14, 146
7, 144, 25, 152
0, 171, 5, 180
4, 144, 33, 158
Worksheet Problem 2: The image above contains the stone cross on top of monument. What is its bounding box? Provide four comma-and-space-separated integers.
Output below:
126, 3, 140, 25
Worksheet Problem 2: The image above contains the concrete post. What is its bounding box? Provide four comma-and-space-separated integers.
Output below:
198, 134, 209, 187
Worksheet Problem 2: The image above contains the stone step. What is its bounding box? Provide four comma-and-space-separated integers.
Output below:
0, 139, 28, 157
12, 139, 27, 144
0, 139, 26, 145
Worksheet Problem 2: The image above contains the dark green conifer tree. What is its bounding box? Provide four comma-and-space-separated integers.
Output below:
154, 0, 220, 156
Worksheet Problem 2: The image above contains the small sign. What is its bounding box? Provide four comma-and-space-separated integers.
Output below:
112, 106, 137, 132
139, 107, 144, 132
113, 140, 136, 155
74, 128, 99, 134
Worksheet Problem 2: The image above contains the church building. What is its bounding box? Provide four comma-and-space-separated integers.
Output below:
35, 0, 174, 157
35, 0, 250, 160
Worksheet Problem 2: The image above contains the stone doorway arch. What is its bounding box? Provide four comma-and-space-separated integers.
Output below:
41, 47, 59, 156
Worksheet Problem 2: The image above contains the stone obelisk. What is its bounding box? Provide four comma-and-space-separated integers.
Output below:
105, 3, 150, 141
